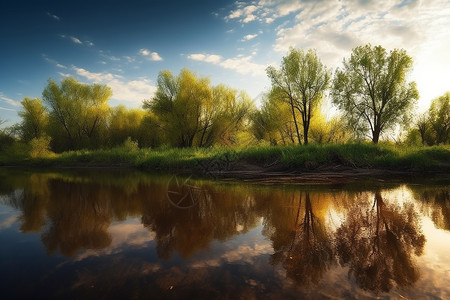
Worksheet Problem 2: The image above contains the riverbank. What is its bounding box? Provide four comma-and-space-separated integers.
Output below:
1, 143, 449, 183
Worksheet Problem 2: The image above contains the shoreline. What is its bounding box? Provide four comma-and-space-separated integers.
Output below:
2, 161, 449, 185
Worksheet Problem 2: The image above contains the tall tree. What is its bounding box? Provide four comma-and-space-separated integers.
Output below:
42, 77, 111, 151
267, 48, 331, 145
19, 97, 48, 142
428, 92, 450, 144
143, 69, 253, 147
250, 91, 299, 145
332, 44, 419, 143
143, 69, 209, 147
415, 114, 430, 145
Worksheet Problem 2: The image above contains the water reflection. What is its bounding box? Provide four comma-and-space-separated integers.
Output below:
267, 192, 335, 286
336, 190, 425, 292
0, 169, 449, 299
412, 187, 450, 231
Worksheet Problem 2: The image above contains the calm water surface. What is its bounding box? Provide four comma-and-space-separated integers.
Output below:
0, 169, 449, 299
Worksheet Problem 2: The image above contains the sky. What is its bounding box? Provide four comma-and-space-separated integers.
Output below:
1, 0, 450, 127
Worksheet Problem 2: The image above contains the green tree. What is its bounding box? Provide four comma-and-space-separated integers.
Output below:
205, 85, 254, 147
108, 105, 146, 147
42, 77, 111, 151
251, 92, 299, 145
332, 44, 419, 143
416, 113, 430, 145
143, 69, 208, 147
0, 119, 15, 151
143, 69, 253, 147
428, 92, 450, 144
19, 97, 48, 142
266, 48, 331, 145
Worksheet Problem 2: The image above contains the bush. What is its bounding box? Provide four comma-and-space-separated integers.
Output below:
30, 136, 53, 158
123, 137, 139, 152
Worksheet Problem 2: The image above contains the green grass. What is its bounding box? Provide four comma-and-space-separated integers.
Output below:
1, 142, 449, 173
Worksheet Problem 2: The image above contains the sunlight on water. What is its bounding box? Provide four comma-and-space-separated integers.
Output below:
0, 169, 449, 299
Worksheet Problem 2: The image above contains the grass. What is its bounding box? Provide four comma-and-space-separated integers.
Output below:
1, 142, 449, 174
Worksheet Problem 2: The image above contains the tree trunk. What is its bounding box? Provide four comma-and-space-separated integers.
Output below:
372, 126, 381, 143
303, 123, 309, 145
287, 97, 302, 145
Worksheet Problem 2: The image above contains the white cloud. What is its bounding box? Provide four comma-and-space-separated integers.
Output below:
73, 67, 117, 82
72, 66, 157, 106
243, 14, 257, 23
123, 56, 136, 63
75, 222, 155, 261
139, 48, 163, 61
243, 34, 258, 41
0, 215, 18, 230
220, 56, 266, 76
58, 72, 71, 77
42, 54, 67, 69
46, 12, 60, 21
267, 0, 450, 110
139, 48, 150, 56
100, 51, 121, 61
0, 93, 21, 107
150, 52, 163, 61
188, 53, 223, 64
227, 4, 259, 23
86, 40, 94, 47
188, 52, 266, 77
70, 36, 83, 45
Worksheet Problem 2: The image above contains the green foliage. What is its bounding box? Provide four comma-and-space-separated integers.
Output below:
122, 137, 139, 152
19, 97, 49, 142
332, 44, 419, 143
0, 121, 15, 152
143, 69, 254, 147
108, 105, 146, 147
0, 142, 31, 163
250, 92, 299, 145
43, 77, 111, 151
266, 48, 331, 144
2, 141, 448, 173
30, 136, 53, 158
406, 92, 450, 146
429, 92, 450, 144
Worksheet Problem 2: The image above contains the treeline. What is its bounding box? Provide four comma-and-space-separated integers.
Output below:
0, 43, 449, 156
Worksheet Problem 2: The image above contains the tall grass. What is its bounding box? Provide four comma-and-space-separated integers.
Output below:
1, 142, 449, 173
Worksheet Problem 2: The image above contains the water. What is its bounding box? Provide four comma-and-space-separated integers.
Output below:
0, 169, 449, 299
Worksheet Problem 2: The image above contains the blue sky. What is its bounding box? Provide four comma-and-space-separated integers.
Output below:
1, 0, 450, 127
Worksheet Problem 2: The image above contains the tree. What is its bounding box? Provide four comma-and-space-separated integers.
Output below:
428, 92, 450, 144
251, 91, 306, 145
206, 85, 254, 147
332, 44, 419, 143
143, 69, 253, 147
416, 113, 430, 145
108, 105, 146, 147
19, 97, 48, 142
267, 48, 331, 145
0, 118, 15, 151
42, 77, 111, 151
143, 69, 209, 147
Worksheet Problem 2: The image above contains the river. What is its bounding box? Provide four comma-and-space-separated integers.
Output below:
0, 168, 449, 299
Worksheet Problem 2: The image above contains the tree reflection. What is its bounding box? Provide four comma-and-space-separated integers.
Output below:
141, 183, 261, 259
41, 180, 113, 257
266, 192, 335, 286
336, 191, 426, 292
0, 170, 433, 295
414, 187, 450, 231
